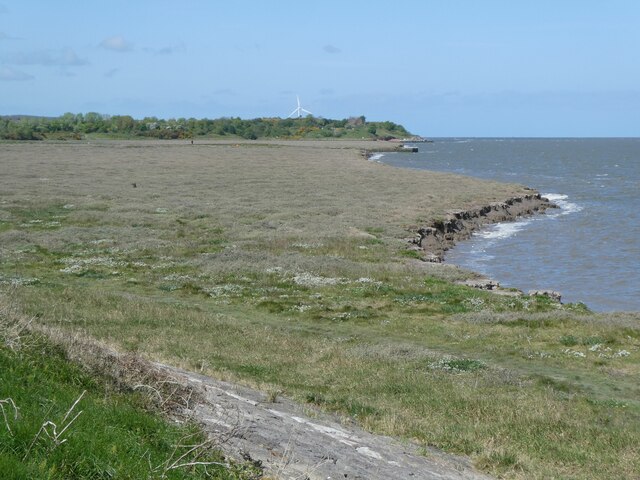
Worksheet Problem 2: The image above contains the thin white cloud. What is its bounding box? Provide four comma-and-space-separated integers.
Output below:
142, 42, 186, 55
0, 31, 21, 40
211, 88, 235, 96
323, 44, 341, 54
158, 43, 185, 55
58, 68, 77, 77
4, 48, 88, 67
157, 46, 174, 55
104, 68, 119, 78
0, 65, 33, 81
100, 35, 133, 52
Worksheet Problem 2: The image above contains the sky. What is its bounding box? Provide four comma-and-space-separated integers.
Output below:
1, 0, 639, 136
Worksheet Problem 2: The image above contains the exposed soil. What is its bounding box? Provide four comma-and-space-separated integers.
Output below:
411, 192, 554, 262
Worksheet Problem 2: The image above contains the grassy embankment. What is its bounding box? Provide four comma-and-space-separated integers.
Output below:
1, 140, 639, 479
0, 299, 260, 479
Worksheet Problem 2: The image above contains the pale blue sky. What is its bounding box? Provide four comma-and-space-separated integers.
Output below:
1, 1, 639, 136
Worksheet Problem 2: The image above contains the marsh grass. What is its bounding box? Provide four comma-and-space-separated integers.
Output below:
2, 140, 640, 478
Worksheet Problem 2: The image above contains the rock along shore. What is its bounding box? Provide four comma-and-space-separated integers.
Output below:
409, 192, 555, 263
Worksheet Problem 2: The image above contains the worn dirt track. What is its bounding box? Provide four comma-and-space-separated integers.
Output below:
155, 362, 491, 480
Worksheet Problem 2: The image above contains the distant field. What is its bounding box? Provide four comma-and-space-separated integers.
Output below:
1, 139, 639, 479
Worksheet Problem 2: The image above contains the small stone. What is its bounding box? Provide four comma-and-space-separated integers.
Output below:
462, 279, 500, 290
528, 290, 562, 303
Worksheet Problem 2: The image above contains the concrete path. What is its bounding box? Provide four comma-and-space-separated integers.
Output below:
155, 363, 492, 480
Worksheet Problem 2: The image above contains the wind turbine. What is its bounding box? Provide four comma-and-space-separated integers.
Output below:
287, 95, 313, 118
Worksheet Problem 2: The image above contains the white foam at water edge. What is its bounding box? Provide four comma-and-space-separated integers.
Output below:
543, 193, 568, 202
368, 153, 384, 162
543, 193, 583, 216
474, 219, 532, 240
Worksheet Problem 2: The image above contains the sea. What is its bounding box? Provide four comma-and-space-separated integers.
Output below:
379, 138, 640, 312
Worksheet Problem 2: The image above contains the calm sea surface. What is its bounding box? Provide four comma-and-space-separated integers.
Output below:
381, 138, 640, 312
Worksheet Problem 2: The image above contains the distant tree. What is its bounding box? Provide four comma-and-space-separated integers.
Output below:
0, 112, 412, 141
112, 115, 135, 132
347, 116, 365, 127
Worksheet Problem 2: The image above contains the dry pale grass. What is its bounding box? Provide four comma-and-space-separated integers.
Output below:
2, 139, 639, 479
0, 139, 526, 245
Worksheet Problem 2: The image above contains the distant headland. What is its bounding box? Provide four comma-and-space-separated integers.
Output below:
0, 113, 416, 142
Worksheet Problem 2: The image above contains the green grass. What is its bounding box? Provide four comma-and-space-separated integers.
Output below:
11, 281, 639, 478
2, 140, 640, 479
0, 329, 259, 479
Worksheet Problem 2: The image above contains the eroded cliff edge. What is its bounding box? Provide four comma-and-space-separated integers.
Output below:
410, 191, 555, 262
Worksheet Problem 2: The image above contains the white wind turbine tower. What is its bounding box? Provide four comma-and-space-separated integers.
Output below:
287, 95, 313, 118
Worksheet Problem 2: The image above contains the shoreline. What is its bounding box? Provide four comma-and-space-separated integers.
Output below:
4, 140, 639, 478
372, 138, 640, 312
411, 192, 555, 263
362, 147, 555, 264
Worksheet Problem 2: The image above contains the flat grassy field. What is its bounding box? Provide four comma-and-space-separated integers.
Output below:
1, 139, 639, 478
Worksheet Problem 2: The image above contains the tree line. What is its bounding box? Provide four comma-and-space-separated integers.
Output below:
0, 113, 411, 141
